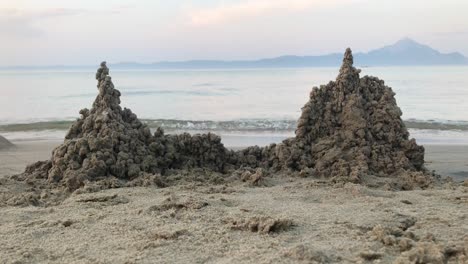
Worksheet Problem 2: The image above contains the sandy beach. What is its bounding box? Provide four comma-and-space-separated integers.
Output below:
1, 47, 467, 264
1, 140, 467, 263
2, 0, 468, 262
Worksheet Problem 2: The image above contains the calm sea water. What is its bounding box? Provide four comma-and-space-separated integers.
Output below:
0, 66, 468, 145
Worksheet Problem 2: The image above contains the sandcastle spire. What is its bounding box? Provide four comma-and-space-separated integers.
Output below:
337, 48, 360, 90
341, 48, 353, 69
91, 61, 122, 111
95, 61, 109, 87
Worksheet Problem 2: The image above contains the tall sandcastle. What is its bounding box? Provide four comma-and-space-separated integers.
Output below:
238, 48, 428, 186
21, 50, 432, 192
23, 62, 232, 191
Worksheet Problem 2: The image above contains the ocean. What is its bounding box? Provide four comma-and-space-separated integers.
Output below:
1, 66, 468, 147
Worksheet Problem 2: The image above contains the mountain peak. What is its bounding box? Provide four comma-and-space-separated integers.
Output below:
388, 37, 429, 51
366, 37, 440, 57
394, 37, 419, 46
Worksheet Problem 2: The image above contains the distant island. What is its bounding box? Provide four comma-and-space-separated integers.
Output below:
4, 38, 467, 70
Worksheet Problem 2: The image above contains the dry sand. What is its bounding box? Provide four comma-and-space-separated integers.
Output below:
0, 140, 467, 263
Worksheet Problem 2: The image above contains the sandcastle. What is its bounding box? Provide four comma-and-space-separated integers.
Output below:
238, 49, 427, 185
23, 62, 233, 191
21, 49, 432, 191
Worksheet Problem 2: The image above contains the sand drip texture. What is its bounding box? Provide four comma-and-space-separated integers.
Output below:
20, 50, 432, 192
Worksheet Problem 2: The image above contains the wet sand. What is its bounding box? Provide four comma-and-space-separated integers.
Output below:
0, 140, 467, 263
0, 140, 62, 178
424, 145, 468, 181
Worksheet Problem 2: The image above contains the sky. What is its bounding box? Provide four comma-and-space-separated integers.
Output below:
1, 0, 467, 66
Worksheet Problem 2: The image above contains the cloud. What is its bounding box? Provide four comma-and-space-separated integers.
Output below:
433, 30, 468, 37
0, 8, 89, 21
0, 7, 130, 38
0, 8, 87, 38
187, 0, 355, 26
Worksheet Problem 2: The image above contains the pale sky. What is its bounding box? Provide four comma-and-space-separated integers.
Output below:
1, 0, 467, 66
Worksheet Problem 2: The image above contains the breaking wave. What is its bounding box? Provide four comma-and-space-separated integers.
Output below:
1, 118, 467, 132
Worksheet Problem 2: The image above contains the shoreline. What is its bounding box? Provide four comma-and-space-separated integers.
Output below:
2, 127, 468, 146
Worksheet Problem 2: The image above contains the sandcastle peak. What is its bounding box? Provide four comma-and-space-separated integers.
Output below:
337, 48, 361, 89
95, 61, 109, 87
342, 48, 353, 66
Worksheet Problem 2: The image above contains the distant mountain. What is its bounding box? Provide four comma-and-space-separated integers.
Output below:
112, 53, 345, 69
111, 38, 467, 69
2, 38, 467, 70
354, 38, 468, 66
